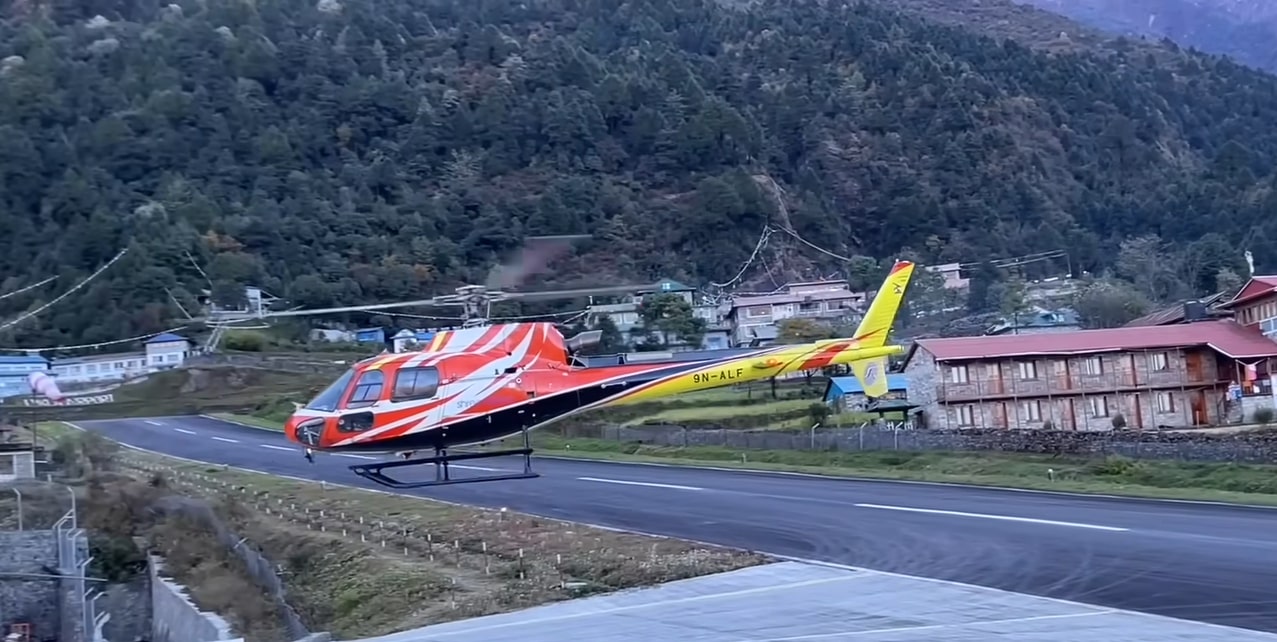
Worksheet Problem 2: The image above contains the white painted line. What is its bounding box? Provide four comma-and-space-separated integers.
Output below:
536, 454, 1277, 512
452, 464, 503, 472
175, 428, 196, 435
854, 503, 1130, 532
577, 476, 703, 491
61, 420, 1272, 640
260, 444, 294, 452
211, 436, 239, 444
144, 420, 163, 426
337, 454, 376, 460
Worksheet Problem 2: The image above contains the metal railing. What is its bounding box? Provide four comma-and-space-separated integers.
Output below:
52, 498, 106, 642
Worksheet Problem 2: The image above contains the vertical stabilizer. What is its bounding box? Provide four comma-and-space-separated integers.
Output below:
848, 260, 914, 398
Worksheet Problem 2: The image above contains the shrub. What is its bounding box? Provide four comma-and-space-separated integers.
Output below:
1252, 406, 1275, 426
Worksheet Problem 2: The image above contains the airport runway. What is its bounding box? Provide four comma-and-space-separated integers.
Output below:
79, 415, 1277, 633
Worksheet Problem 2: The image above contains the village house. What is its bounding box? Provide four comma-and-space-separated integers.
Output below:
727, 279, 866, 347
1214, 274, 1277, 398
902, 320, 1277, 431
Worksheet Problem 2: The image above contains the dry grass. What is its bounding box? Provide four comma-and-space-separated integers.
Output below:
36, 423, 765, 640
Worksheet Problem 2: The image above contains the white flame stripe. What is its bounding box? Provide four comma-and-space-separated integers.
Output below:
336, 326, 538, 445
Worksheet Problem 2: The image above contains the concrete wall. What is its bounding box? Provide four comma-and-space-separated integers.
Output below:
0, 530, 60, 641
149, 555, 241, 642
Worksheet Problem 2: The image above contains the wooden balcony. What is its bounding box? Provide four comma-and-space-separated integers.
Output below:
938, 369, 1219, 402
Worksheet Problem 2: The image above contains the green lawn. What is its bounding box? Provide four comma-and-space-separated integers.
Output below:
626, 398, 814, 424
216, 414, 1277, 506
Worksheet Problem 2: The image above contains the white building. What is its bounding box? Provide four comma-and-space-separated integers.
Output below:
727, 280, 866, 346
50, 333, 193, 385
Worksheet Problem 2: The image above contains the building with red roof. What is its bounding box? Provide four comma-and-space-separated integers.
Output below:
1218, 275, 1277, 335
901, 320, 1277, 431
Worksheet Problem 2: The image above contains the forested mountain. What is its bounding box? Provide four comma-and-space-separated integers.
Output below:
3, 0, 1277, 346
1019, 0, 1277, 73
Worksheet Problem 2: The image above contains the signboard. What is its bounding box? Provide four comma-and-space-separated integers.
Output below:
20, 393, 115, 407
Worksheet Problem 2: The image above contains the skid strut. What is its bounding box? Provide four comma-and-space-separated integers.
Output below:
349, 430, 539, 489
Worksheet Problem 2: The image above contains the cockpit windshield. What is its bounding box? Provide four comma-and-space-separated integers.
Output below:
304, 367, 357, 412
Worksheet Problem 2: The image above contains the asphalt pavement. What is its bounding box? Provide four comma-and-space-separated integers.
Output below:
78, 415, 1277, 634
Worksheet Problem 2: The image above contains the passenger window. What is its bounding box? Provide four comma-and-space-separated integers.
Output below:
345, 370, 385, 408
393, 367, 440, 401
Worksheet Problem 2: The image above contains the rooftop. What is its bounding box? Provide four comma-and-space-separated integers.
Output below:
1219, 275, 1277, 309
826, 374, 908, 396
364, 561, 1277, 642
1125, 292, 1232, 327
144, 332, 189, 344
730, 288, 863, 309
0, 355, 48, 365
910, 320, 1277, 363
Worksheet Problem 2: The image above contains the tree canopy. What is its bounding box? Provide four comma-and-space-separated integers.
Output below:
3, 0, 1277, 345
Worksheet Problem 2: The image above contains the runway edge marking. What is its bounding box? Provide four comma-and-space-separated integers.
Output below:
65, 420, 1277, 641
184, 413, 1277, 512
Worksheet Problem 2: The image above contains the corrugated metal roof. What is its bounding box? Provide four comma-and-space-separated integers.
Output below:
730, 289, 861, 309
1218, 276, 1277, 309
144, 332, 188, 344
1125, 292, 1230, 327
914, 320, 1277, 361
827, 375, 908, 395
0, 355, 47, 364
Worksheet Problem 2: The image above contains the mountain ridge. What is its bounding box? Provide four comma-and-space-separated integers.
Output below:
1, 0, 1276, 346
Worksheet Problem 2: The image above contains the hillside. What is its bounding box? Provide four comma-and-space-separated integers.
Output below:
1018, 0, 1277, 73
3, 0, 1277, 345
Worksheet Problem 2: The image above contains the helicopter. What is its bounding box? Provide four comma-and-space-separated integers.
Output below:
283, 258, 917, 488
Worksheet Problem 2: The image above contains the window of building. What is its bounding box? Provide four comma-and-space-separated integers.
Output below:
393, 367, 440, 401
1020, 400, 1042, 421
1018, 361, 1038, 379
1148, 352, 1169, 371
346, 370, 385, 408
746, 306, 770, 318
1088, 396, 1109, 418
1155, 392, 1175, 413
956, 405, 976, 426
1079, 357, 1103, 376
949, 364, 969, 384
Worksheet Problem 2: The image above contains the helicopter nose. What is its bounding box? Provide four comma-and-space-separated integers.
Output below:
287, 415, 330, 448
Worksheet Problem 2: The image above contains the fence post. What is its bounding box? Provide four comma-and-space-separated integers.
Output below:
12, 488, 21, 531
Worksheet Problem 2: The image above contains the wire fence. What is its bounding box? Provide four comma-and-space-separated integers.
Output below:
147, 495, 312, 641
558, 422, 1277, 464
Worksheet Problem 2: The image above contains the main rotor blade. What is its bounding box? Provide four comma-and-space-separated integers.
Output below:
258, 296, 464, 318
503, 283, 675, 302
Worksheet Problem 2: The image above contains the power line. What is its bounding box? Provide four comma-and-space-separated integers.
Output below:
0, 248, 130, 334
2, 325, 192, 354
0, 276, 56, 302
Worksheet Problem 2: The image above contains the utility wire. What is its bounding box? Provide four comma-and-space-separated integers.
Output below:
711, 227, 774, 288
0, 248, 130, 334
3, 325, 191, 354
0, 276, 57, 302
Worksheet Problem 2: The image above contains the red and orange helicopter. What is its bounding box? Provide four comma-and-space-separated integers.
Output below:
282, 244, 916, 488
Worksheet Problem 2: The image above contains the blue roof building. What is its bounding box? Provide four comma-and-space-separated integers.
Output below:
823, 374, 908, 410
0, 355, 49, 399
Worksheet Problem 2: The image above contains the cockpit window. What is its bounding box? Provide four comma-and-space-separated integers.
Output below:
346, 370, 385, 408
393, 366, 440, 401
304, 368, 356, 412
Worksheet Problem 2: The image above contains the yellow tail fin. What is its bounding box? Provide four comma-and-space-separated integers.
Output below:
846, 260, 913, 398
851, 260, 915, 346
850, 356, 890, 398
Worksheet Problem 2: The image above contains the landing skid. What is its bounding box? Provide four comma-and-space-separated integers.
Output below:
349, 430, 539, 489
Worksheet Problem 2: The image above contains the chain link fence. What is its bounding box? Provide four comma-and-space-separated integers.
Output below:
149, 495, 311, 641
559, 422, 1277, 464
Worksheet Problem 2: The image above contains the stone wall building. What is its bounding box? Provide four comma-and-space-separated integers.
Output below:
902, 320, 1277, 431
